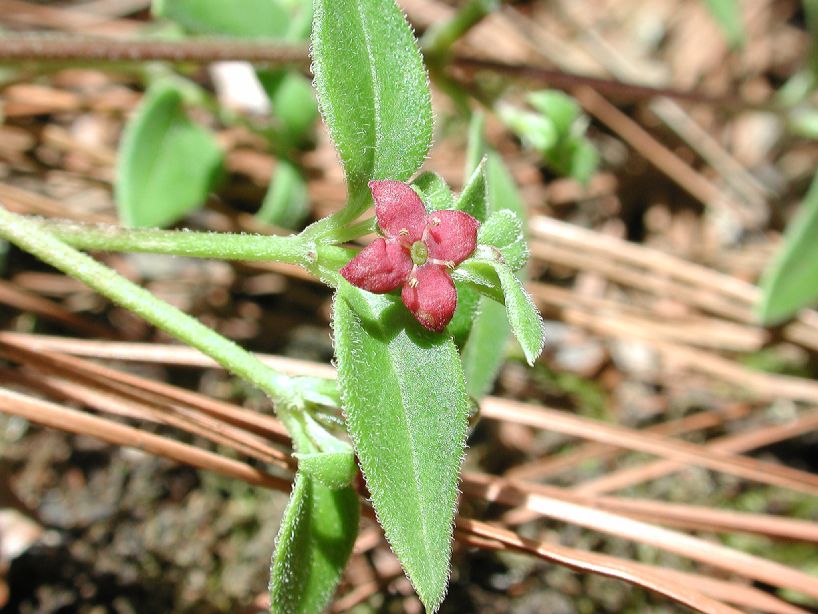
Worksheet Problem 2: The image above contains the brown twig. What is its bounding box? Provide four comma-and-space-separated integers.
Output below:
0, 32, 765, 109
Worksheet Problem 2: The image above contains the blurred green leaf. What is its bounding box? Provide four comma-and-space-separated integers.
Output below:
568, 138, 600, 185
528, 90, 580, 135
116, 81, 223, 228
757, 172, 818, 324
153, 0, 290, 38
258, 71, 319, 145
701, 0, 745, 49
257, 159, 310, 229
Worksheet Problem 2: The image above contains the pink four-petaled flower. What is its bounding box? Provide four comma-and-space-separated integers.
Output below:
340, 180, 480, 332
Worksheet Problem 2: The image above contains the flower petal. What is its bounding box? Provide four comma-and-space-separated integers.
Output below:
401, 264, 457, 332
370, 180, 426, 242
340, 238, 412, 293
424, 210, 479, 265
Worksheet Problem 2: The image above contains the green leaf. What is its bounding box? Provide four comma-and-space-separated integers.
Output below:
478, 209, 528, 271
486, 151, 526, 224
451, 259, 504, 303
295, 451, 357, 489
527, 90, 580, 136
455, 158, 488, 222
257, 71, 319, 145
413, 172, 455, 212
758, 172, 818, 324
569, 138, 600, 185
459, 151, 528, 397
311, 0, 433, 210
461, 298, 509, 397
153, 0, 290, 38
498, 104, 557, 153
492, 262, 545, 365
701, 0, 745, 49
447, 282, 481, 346
333, 283, 470, 611
257, 159, 310, 229
116, 81, 223, 228
465, 111, 487, 178
269, 473, 359, 614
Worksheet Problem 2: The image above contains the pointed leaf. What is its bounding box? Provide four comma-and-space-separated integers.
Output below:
460, 151, 527, 397
493, 262, 545, 365
116, 81, 223, 228
333, 283, 470, 611
311, 0, 433, 211
413, 172, 455, 212
758, 172, 818, 324
269, 473, 359, 614
455, 158, 488, 222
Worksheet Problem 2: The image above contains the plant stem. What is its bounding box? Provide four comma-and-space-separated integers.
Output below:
0, 206, 301, 408
39, 220, 312, 265
421, 0, 498, 58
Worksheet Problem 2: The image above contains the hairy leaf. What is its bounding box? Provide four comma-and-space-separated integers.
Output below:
333, 283, 470, 611
478, 210, 528, 272
492, 261, 545, 365
455, 158, 488, 222
295, 451, 357, 489
311, 0, 433, 210
116, 82, 223, 228
758, 172, 818, 324
460, 151, 528, 396
269, 473, 359, 614
413, 172, 455, 212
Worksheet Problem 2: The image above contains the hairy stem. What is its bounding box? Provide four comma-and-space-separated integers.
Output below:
0, 207, 301, 408
39, 219, 312, 264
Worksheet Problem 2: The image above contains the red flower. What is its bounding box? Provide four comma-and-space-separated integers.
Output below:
340, 180, 480, 332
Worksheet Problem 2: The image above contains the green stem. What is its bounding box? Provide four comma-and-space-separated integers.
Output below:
0, 207, 301, 408
329, 217, 377, 244
39, 220, 312, 265
421, 0, 499, 58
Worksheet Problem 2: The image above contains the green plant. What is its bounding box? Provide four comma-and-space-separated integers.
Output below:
0, 0, 544, 611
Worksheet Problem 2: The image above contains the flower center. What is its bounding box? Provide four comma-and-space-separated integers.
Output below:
410, 241, 429, 266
